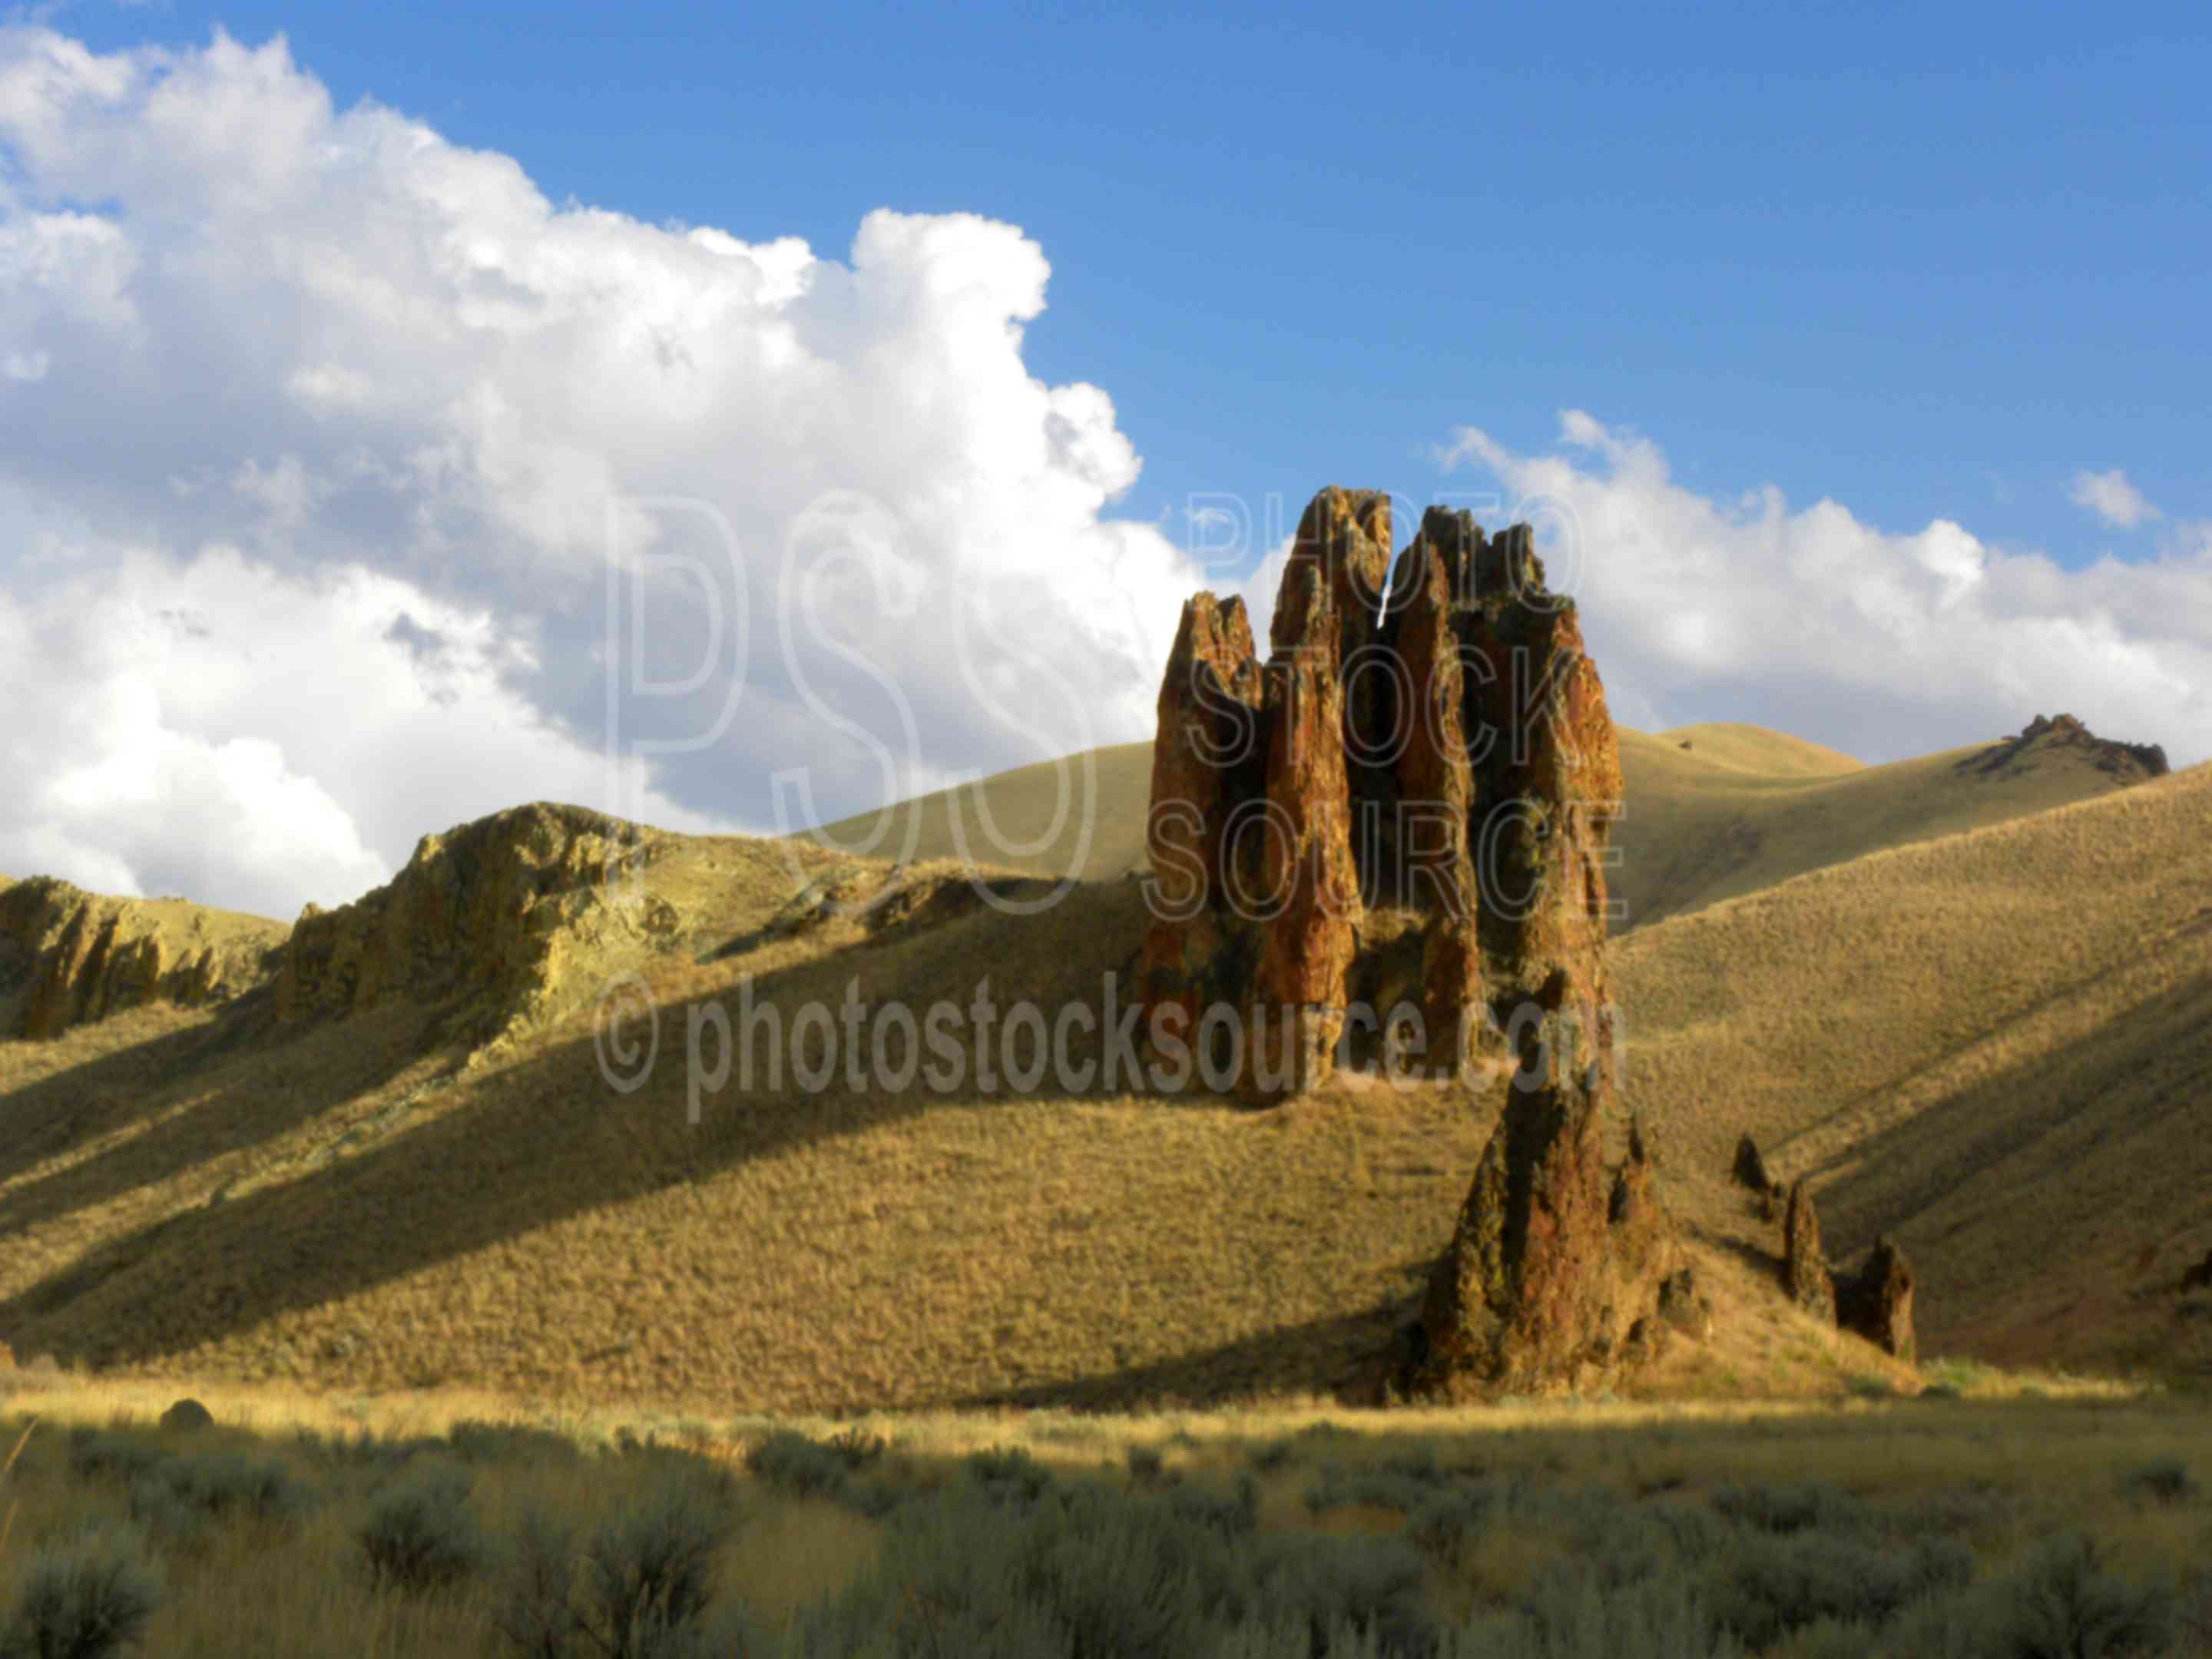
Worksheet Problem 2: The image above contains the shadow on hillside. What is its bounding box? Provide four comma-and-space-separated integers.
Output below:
1810, 969, 2212, 1359
0, 880, 1304, 1387
0, 992, 442, 1245
949, 1300, 1419, 1416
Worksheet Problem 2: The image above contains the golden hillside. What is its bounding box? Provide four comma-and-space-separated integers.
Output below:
1615, 759, 2212, 1380
0, 747, 2201, 1414
814, 717, 2153, 931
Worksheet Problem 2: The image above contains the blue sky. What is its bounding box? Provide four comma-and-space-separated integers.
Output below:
2, 3, 2208, 916
48, 1, 2210, 556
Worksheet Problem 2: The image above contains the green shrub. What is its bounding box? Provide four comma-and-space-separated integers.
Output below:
141, 1451, 311, 1525
787, 1478, 1245, 1659
445, 1421, 584, 1468
492, 1509, 580, 1659
740, 1429, 903, 1522
1707, 1481, 1879, 1538
960, 1446, 1053, 1511
62, 1432, 168, 1489
2114, 1456, 2197, 1505
1708, 1532, 1962, 1649
1996, 1531, 2175, 1659
1165, 1474, 1260, 1541
1404, 1485, 1510, 1567
1244, 1529, 1439, 1658
1468, 1571, 1738, 1659
0, 1522, 163, 1659
573, 1480, 733, 1659
356, 1464, 485, 1594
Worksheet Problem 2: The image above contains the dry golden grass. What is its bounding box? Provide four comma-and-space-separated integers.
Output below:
0, 724, 2202, 1437
1617, 760, 2212, 1382
813, 719, 2144, 932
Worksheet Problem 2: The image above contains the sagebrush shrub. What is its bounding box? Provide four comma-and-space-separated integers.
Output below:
742, 1431, 851, 1500
63, 1432, 168, 1489
0, 1523, 163, 1659
574, 1479, 733, 1659
1997, 1531, 2175, 1659
446, 1421, 584, 1468
356, 1464, 485, 1594
2115, 1456, 2197, 1505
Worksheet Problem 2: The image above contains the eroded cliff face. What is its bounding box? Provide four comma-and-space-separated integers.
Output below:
0, 878, 286, 1040
1135, 487, 1624, 1101
1136, 484, 1678, 1398
274, 802, 680, 1052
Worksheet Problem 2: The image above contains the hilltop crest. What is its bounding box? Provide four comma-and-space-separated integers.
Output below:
1955, 712, 2169, 784
0, 876, 285, 1041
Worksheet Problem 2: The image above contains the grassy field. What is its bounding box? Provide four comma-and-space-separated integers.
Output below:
0, 1363, 2206, 1656
0, 738, 2205, 1422
3, 720, 2210, 1651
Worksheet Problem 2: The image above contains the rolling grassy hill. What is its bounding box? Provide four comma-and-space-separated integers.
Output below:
0, 727, 2202, 1414
813, 719, 2157, 932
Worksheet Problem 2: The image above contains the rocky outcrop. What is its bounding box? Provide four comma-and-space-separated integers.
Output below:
1134, 485, 1667, 1401
1657, 1265, 1715, 1341
2182, 1249, 2212, 1296
1777, 1180, 1918, 1362
275, 802, 677, 1052
1137, 488, 1625, 1101
1956, 713, 2169, 783
1836, 1236, 1916, 1363
1401, 1097, 1684, 1399
1782, 1179, 1838, 1323
1733, 1132, 1783, 1199
0, 878, 286, 1041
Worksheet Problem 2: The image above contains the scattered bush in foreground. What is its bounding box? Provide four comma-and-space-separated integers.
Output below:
63, 1432, 167, 1489
1997, 1531, 2176, 1659
495, 1479, 739, 1659
0, 1523, 162, 1659
356, 1463, 485, 1594
578, 1481, 733, 1658
2114, 1456, 2197, 1506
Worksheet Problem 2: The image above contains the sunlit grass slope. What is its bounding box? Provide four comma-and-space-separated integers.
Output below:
1616, 760, 2212, 1382
0, 745, 2199, 1421
812, 720, 2147, 931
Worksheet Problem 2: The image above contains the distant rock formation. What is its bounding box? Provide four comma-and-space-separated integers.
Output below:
275, 802, 676, 1053
1956, 713, 2169, 783
1782, 1178, 1838, 1323
2180, 1249, 2212, 1296
1777, 1179, 1918, 1362
1733, 1131, 1782, 1198
1135, 486, 1624, 1102
1836, 1236, 1916, 1363
0, 877, 285, 1041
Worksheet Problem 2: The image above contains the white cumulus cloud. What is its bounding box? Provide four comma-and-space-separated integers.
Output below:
1439, 414, 2210, 768
0, 24, 1207, 917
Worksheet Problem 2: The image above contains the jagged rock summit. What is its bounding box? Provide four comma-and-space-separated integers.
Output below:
276, 802, 680, 1055
1957, 712, 2169, 783
1135, 486, 1622, 1101
1136, 484, 1684, 1399
0, 876, 286, 1041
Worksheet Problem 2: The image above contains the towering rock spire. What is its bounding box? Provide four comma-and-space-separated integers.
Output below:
1137, 485, 1682, 1396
